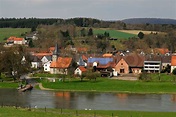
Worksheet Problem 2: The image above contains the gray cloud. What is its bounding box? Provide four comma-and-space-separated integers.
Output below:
0, 0, 175, 20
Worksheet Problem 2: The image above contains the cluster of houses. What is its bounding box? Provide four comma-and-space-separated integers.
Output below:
6, 34, 174, 77
27, 43, 176, 77
4, 32, 38, 47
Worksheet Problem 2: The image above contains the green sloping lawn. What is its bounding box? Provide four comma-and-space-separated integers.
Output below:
0, 28, 30, 42
93, 28, 136, 39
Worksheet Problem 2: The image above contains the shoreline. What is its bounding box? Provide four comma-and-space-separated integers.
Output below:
37, 83, 176, 94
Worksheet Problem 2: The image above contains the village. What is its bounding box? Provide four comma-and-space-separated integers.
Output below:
2, 34, 175, 80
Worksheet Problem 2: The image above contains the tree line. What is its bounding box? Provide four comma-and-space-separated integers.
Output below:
1, 17, 176, 32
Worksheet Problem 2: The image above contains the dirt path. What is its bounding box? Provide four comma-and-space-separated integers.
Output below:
38, 83, 54, 90
111, 74, 139, 81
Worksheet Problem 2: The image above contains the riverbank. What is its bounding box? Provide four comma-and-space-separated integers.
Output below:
38, 78, 176, 94
0, 82, 18, 88
0, 106, 176, 117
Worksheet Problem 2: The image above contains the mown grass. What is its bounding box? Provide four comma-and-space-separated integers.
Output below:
0, 28, 30, 42
0, 106, 176, 117
0, 82, 18, 88
40, 76, 176, 93
93, 28, 136, 39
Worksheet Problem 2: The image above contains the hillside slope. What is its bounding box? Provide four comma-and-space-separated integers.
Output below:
122, 18, 176, 24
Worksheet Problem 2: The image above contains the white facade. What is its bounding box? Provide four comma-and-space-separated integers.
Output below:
43, 61, 51, 72
112, 68, 118, 76
144, 61, 161, 73
50, 68, 68, 74
14, 39, 25, 45
74, 68, 82, 76
31, 62, 41, 68
171, 66, 176, 73
93, 62, 98, 67
41, 56, 51, 65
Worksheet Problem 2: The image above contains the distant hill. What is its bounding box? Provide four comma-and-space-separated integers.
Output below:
122, 18, 176, 24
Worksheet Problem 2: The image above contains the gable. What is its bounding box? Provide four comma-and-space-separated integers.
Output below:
116, 58, 129, 68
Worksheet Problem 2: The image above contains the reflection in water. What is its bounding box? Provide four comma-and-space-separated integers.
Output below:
171, 94, 176, 102
0, 89, 176, 112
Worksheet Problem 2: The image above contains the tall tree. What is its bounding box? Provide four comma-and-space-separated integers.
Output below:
88, 28, 93, 36
0, 47, 31, 81
138, 32, 144, 39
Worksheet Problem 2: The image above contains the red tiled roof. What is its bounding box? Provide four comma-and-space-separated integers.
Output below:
14, 38, 24, 41
49, 47, 55, 52
124, 54, 145, 67
33, 53, 52, 59
50, 57, 72, 68
77, 47, 88, 52
171, 55, 176, 66
96, 62, 116, 69
7, 36, 24, 41
78, 66, 87, 72
82, 55, 88, 61
103, 53, 113, 57
155, 48, 169, 55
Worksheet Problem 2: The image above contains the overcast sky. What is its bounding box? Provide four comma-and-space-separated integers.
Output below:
0, 0, 175, 20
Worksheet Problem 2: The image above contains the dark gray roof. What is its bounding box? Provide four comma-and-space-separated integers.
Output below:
45, 55, 52, 61
53, 43, 59, 55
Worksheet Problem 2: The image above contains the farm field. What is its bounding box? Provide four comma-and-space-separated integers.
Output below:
118, 30, 166, 35
0, 28, 30, 42
93, 28, 136, 39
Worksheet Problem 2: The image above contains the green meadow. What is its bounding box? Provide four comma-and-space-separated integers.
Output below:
37, 76, 176, 94
0, 28, 30, 42
93, 28, 136, 39
0, 107, 175, 117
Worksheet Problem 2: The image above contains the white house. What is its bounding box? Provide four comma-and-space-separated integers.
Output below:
7, 37, 25, 45
41, 55, 52, 65
74, 66, 87, 76
43, 61, 52, 72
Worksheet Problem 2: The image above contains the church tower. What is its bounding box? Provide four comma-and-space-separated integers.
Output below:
52, 43, 59, 62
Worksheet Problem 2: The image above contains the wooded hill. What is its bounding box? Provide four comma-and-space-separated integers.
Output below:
122, 18, 176, 24
0, 17, 176, 32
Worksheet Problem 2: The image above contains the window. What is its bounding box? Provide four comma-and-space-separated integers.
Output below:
120, 69, 125, 73
121, 63, 123, 65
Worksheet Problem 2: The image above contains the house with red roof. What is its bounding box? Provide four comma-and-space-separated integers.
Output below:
114, 54, 145, 74
154, 48, 170, 55
74, 66, 87, 76
7, 36, 25, 45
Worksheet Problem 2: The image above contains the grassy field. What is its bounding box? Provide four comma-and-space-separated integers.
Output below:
1, 73, 176, 94
93, 28, 136, 39
0, 82, 18, 88
118, 30, 166, 35
0, 106, 175, 117
38, 73, 176, 93
0, 28, 30, 42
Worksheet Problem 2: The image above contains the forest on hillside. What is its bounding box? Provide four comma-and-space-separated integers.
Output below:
0, 17, 176, 32
0, 17, 176, 54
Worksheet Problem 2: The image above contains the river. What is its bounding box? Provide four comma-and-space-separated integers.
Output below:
0, 89, 176, 112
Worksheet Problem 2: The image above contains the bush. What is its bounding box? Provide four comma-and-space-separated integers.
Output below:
139, 72, 151, 81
